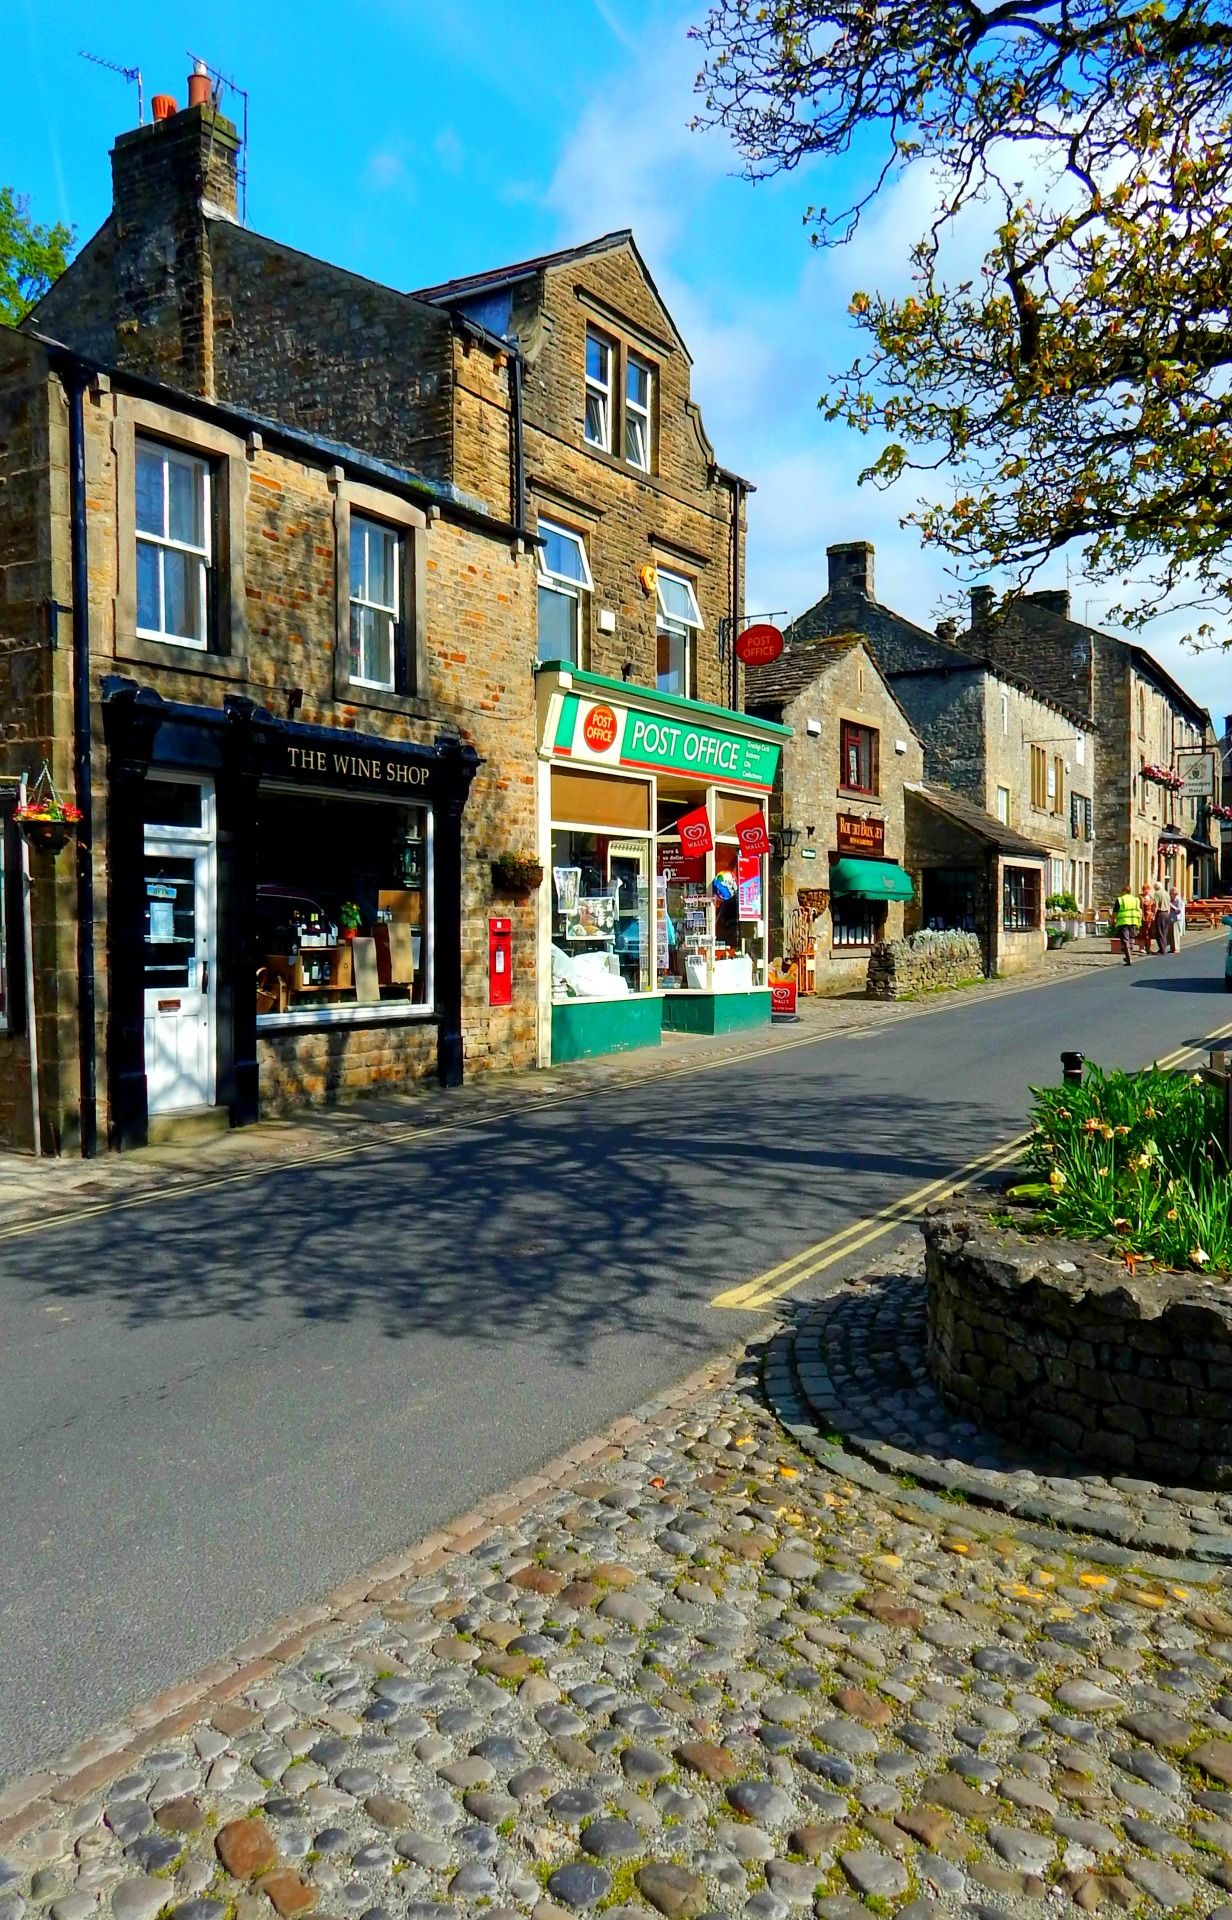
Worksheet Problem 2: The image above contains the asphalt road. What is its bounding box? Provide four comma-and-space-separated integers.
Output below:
1, 938, 1229, 1781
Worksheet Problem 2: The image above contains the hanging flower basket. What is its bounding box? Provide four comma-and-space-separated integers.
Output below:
14, 765, 82, 854
491, 853, 544, 896
1141, 762, 1184, 792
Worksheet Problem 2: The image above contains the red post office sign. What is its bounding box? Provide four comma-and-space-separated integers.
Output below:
770, 979, 798, 1017
735, 623, 785, 666
581, 702, 619, 752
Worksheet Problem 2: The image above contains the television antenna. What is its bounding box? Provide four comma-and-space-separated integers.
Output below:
187, 52, 250, 225
79, 50, 144, 125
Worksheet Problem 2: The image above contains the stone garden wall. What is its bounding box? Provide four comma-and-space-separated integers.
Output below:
866, 930, 982, 1000
925, 1208, 1232, 1488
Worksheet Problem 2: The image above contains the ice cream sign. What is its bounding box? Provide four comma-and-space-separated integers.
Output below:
556, 694, 781, 791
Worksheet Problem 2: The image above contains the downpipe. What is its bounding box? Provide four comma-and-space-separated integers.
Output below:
66, 371, 98, 1157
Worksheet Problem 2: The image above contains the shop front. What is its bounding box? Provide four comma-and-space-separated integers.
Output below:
102, 678, 478, 1146
536, 666, 789, 1062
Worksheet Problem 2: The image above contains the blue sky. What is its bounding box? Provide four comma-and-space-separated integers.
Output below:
7, 0, 1228, 723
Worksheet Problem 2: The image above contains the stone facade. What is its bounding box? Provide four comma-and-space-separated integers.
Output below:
926, 1207, 1232, 1489
419, 233, 745, 707
972, 590, 1214, 903
865, 930, 983, 999
746, 637, 923, 992
901, 786, 1047, 977
790, 544, 1097, 909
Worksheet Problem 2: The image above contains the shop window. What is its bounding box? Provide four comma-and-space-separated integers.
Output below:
552, 768, 649, 831
349, 516, 401, 690
656, 569, 702, 697
1003, 865, 1041, 931
550, 828, 652, 998
537, 519, 592, 666
832, 898, 884, 948
135, 438, 212, 649
840, 721, 878, 795
584, 330, 614, 450
921, 867, 980, 933
625, 354, 653, 470
254, 791, 430, 1023
1029, 743, 1048, 811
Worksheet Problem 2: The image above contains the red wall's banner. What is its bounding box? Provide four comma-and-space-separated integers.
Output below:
735, 810, 772, 857
676, 804, 714, 857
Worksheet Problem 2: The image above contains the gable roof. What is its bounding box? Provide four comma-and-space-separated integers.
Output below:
745, 632, 922, 738
411, 229, 690, 360
906, 782, 1051, 860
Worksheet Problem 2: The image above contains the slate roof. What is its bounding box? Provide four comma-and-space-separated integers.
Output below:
906, 782, 1051, 860
975, 599, 1212, 735
412, 231, 634, 304
744, 634, 862, 705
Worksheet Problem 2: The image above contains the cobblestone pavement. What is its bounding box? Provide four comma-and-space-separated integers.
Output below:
0, 930, 1204, 1236
767, 1243, 1232, 1567
7, 1340, 1232, 1920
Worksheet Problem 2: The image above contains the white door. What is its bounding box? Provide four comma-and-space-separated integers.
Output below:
143, 778, 216, 1113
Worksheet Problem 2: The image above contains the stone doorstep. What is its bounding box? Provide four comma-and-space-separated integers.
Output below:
0, 1338, 749, 1839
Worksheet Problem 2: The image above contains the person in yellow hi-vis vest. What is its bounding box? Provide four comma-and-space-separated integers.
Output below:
1113, 887, 1143, 966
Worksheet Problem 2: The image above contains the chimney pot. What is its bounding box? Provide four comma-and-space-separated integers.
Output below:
187, 64, 212, 109
151, 94, 178, 121
827, 540, 875, 600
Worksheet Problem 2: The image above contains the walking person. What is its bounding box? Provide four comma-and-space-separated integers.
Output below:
1138, 883, 1156, 953
1168, 883, 1185, 952
1115, 886, 1143, 964
1152, 877, 1171, 952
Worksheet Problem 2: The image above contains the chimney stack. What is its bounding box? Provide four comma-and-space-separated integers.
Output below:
1025, 588, 1071, 619
969, 586, 995, 625
827, 541, 875, 600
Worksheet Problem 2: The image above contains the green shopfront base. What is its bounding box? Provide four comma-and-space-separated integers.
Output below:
551, 991, 770, 1062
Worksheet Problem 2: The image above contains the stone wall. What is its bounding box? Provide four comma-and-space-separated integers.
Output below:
925, 1208, 1232, 1488
866, 931, 982, 999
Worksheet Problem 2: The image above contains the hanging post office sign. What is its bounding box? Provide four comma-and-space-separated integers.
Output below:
554, 692, 781, 792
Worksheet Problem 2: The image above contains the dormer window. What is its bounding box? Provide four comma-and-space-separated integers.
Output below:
584, 330, 613, 450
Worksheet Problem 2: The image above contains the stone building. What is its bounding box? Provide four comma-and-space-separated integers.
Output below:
417, 233, 781, 1058
968, 589, 1216, 902
789, 544, 1098, 915
745, 637, 923, 992
0, 86, 540, 1154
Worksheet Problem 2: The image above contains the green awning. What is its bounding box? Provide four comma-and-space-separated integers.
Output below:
830, 858, 915, 902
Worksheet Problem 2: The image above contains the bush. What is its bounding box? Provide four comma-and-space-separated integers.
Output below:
1045, 891, 1080, 916
1021, 1064, 1231, 1273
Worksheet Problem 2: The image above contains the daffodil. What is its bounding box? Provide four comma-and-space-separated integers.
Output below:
1191, 1246, 1211, 1267
1049, 1168, 1067, 1191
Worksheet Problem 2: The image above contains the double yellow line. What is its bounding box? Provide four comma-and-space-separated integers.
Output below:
711, 1017, 1232, 1313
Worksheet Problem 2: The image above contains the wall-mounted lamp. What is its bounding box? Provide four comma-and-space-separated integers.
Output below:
286, 686, 304, 718
774, 825, 802, 860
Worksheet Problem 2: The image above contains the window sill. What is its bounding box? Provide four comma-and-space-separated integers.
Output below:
336, 684, 432, 720
836, 786, 881, 803
580, 440, 661, 487
117, 636, 251, 681
258, 1003, 436, 1034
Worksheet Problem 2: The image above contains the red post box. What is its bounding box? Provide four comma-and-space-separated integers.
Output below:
488, 916, 513, 1006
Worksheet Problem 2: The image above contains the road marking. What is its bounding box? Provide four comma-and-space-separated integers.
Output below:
711, 1016, 1232, 1313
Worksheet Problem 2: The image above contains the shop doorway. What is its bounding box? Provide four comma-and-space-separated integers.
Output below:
142, 776, 217, 1114
608, 840, 652, 992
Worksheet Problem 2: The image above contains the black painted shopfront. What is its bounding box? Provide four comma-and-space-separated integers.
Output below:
102, 678, 479, 1149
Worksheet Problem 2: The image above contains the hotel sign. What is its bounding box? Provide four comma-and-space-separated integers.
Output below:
554, 692, 781, 792
836, 812, 885, 856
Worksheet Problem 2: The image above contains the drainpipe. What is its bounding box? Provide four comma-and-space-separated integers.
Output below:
18, 774, 41, 1157
509, 346, 526, 535
729, 477, 743, 712
66, 370, 98, 1158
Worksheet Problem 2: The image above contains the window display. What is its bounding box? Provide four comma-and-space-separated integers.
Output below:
255, 790, 429, 1021
550, 829, 651, 999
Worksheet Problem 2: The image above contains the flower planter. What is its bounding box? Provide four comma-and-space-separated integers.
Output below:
18, 816, 75, 855
491, 860, 543, 897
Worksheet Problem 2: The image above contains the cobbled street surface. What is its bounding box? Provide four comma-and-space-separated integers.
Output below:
7, 1359, 1232, 1920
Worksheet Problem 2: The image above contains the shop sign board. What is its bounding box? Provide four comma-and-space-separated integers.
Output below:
677, 804, 714, 856
1176, 749, 1218, 800
770, 978, 798, 1017
735, 623, 784, 666
554, 692, 781, 791
737, 853, 762, 920
280, 741, 434, 793
734, 810, 772, 857
836, 812, 885, 856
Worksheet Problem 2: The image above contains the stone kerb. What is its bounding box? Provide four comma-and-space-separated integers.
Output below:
925, 1208, 1232, 1489
866, 930, 983, 1000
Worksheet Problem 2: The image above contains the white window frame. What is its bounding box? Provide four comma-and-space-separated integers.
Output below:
625, 353, 653, 470
655, 568, 703, 697
349, 514, 401, 691
1075, 733, 1085, 766
1000, 692, 1009, 736
584, 330, 613, 451
135, 438, 212, 650
996, 785, 1011, 825
536, 518, 593, 667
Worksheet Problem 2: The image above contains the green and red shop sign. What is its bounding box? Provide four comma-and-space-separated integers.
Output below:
554, 692, 781, 792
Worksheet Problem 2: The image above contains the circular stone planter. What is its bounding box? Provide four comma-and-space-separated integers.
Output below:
925, 1208, 1232, 1490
